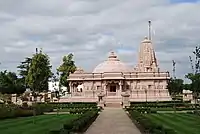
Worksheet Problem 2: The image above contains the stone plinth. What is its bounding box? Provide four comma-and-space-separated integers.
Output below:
121, 92, 130, 108
98, 92, 105, 108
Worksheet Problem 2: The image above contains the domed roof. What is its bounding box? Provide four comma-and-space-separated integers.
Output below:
93, 51, 131, 73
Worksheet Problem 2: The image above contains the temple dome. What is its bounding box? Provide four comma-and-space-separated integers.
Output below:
92, 51, 131, 73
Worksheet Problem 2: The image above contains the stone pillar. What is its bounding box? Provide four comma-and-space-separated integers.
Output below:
119, 81, 122, 94
11, 94, 17, 104
69, 82, 73, 97
104, 84, 107, 96
69, 82, 72, 93
117, 84, 119, 97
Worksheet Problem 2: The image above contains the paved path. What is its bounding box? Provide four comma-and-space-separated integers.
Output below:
85, 108, 141, 134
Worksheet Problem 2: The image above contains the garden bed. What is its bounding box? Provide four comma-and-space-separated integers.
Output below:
127, 110, 177, 134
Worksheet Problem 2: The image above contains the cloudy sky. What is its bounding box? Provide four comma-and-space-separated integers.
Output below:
0, 0, 200, 81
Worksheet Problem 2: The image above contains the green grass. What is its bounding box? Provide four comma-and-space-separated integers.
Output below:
145, 113, 200, 134
0, 114, 79, 134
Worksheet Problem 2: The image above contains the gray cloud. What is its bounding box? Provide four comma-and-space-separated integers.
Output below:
0, 0, 200, 82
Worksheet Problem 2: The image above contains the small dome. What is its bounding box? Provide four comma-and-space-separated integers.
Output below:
74, 67, 84, 74
93, 51, 131, 73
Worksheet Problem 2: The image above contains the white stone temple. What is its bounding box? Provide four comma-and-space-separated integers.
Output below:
60, 37, 171, 105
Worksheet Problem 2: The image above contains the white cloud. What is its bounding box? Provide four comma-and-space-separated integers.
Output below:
0, 0, 200, 81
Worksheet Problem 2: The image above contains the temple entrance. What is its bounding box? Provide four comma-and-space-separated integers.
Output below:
107, 83, 118, 96
110, 85, 116, 92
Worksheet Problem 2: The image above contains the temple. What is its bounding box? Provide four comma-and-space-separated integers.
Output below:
61, 37, 171, 106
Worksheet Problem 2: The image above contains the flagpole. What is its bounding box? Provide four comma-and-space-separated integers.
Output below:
148, 20, 152, 40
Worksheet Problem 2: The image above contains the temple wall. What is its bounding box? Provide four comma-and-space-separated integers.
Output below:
127, 79, 170, 101
82, 81, 95, 97
78, 80, 104, 97
68, 77, 171, 101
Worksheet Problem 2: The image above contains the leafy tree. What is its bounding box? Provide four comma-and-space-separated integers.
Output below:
167, 78, 184, 96
185, 73, 200, 101
26, 48, 53, 93
57, 53, 76, 92
0, 70, 26, 94
184, 83, 192, 91
185, 45, 200, 109
17, 57, 32, 87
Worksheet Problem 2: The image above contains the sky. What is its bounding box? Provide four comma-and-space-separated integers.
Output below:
0, 0, 200, 82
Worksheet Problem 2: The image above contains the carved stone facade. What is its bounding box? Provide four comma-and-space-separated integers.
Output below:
62, 37, 171, 104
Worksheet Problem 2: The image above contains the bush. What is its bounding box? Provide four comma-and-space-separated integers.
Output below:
71, 110, 99, 132
187, 110, 200, 116
34, 103, 54, 113
130, 101, 195, 109
42, 102, 98, 109
194, 111, 200, 116
0, 104, 34, 119
0, 103, 55, 119
50, 110, 99, 134
128, 110, 177, 134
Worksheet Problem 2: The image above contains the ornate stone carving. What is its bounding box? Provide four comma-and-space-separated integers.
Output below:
105, 80, 120, 85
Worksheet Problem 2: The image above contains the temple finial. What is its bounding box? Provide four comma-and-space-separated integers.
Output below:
144, 36, 148, 40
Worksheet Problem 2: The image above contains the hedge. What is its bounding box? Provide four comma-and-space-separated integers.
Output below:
129, 101, 200, 111
38, 102, 98, 109
128, 110, 177, 134
49, 110, 99, 134
0, 103, 54, 119
0, 102, 98, 120
130, 101, 191, 104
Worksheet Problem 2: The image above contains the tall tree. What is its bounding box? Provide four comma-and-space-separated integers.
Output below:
57, 53, 76, 91
26, 48, 53, 92
17, 57, 32, 87
167, 78, 184, 96
185, 45, 200, 108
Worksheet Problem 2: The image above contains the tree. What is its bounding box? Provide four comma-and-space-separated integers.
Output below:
185, 45, 200, 110
0, 70, 26, 94
185, 73, 200, 102
57, 53, 76, 92
167, 78, 184, 113
167, 78, 184, 96
17, 57, 32, 87
26, 48, 53, 93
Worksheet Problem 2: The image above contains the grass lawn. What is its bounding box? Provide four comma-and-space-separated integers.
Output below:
0, 114, 79, 134
145, 113, 200, 134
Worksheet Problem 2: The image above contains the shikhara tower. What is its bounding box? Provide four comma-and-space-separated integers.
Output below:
135, 36, 159, 72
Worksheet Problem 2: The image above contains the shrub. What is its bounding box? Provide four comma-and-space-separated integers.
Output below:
50, 110, 99, 134
71, 110, 99, 132
194, 111, 200, 116
0, 103, 54, 119
43, 102, 98, 109
128, 110, 177, 134
0, 104, 34, 119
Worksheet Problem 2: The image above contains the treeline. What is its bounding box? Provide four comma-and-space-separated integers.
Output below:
0, 48, 76, 95
167, 45, 200, 103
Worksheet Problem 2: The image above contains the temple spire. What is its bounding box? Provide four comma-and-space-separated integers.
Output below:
135, 36, 159, 72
